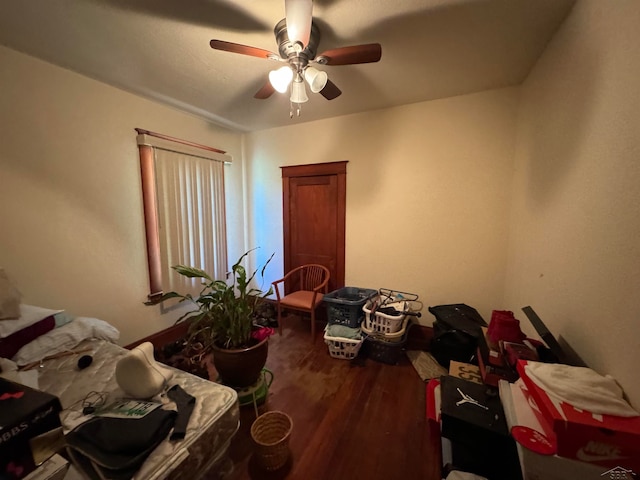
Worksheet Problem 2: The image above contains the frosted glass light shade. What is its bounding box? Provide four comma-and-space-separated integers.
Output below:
290, 80, 308, 103
304, 66, 328, 93
285, 0, 312, 47
269, 66, 293, 93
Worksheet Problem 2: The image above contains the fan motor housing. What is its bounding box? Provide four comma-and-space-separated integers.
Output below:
274, 18, 320, 63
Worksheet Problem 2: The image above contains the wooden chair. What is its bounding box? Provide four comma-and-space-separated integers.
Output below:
271, 264, 330, 341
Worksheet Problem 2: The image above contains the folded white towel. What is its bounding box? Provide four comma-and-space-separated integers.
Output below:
525, 362, 639, 417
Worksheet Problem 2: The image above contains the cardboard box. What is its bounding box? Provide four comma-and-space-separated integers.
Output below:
517, 361, 640, 473
440, 375, 510, 443
426, 379, 450, 472
440, 375, 522, 480
0, 378, 63, 479
502, 341, 539, 368
430, 378, 519, 479
499, 379, 607, 480
426, 378, 441, 424
449, 361, 483, 384
477, 346, 518, 387
480, 326, 504, 366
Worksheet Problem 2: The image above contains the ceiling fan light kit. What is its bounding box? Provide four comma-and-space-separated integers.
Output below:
209, 0, 382, 118
285, 0, 312, 48
269, 66, 294, 93
304, 66, 327, 93
290, 79, 309, 104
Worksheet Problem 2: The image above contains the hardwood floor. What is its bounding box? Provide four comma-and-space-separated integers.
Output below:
219, 317, 441, 480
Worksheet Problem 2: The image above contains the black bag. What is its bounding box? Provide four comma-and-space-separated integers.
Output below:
66, 407, 177, 479
428, 304, 487, 368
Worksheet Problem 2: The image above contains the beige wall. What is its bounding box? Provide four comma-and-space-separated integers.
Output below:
244, 88, 519, 324
505, 1, 640, 406
0, 46, 245, 345
3, 1, 637, 410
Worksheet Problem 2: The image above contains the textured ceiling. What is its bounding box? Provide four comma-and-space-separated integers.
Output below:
0, 0, 575, 132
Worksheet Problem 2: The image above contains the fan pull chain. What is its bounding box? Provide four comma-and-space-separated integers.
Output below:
289, 102, 302, 118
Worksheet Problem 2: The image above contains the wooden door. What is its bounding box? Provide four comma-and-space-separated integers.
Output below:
282, 161, 346, 294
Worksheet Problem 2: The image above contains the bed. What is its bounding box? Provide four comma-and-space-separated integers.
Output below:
1, 305, 239, 480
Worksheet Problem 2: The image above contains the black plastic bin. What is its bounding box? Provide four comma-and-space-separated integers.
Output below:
323, 287, 377, 328
363, 334, 408, 365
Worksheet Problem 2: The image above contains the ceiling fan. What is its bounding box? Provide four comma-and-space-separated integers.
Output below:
209, 0, 382, 116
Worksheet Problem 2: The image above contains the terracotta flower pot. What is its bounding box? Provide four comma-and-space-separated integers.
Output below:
212, 336, 268, 388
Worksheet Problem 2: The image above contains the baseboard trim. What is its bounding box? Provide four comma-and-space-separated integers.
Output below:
124, 322, 189, 350
126, 316, 433, 352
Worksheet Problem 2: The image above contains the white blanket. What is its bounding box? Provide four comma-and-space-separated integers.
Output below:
525, 361, 639, 417
12, 316, 120, 365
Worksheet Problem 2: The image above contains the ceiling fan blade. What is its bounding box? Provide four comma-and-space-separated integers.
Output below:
94, 0, 270, 32
285, 0, 313, 47
320, 79, 341, 100
316, 43, 382, 66
254, 81, 276, 100
210, 40, 277, 59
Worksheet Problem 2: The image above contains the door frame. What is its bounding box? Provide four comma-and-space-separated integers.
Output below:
281, 161, 347, 289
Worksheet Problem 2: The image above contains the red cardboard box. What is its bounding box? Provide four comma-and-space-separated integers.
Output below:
500, 380, 607, 480
426, 378, 441, 424
477, 347, 517, 387
517, 360, 640, 472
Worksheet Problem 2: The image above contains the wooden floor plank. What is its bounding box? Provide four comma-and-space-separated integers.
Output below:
220, 317, 440, 480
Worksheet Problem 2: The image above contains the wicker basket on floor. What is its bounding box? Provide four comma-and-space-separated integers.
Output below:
250, 411, 293, 471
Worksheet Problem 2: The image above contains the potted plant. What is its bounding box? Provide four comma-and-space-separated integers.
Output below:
151, 249, 275, 387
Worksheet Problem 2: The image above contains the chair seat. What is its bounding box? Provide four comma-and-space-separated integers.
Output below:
272, 263, 330, 341
280, 290, 323, 310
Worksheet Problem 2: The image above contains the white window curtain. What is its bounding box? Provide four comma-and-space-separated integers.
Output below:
136, 131, 231, 300
154, 149, 228, 295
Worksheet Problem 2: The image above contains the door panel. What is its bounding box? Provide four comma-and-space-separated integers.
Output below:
282, 162, 346, 294
290, 175, 337, 275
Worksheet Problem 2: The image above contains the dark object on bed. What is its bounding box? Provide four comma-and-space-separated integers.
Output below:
428, 304, 487, 368
77, 354, 93, 370
66, 408, 177, 480
167, 385, 195, 441
0, 378, 63, 479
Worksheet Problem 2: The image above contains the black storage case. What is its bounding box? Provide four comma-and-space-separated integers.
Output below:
362, 334, 408, 365
0, 378, 62, 479
428, 303, 487, 336
440, 375, 521, 480
428, 304, 488, 367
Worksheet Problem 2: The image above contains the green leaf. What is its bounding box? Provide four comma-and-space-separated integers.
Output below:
172, 265, 214, 282
144, 248, 276, 350
143, 291, 186, 305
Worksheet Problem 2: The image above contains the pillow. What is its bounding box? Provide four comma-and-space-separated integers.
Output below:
12, 316, 120, 366
0, 315, 56, 359
53, 311, 75, 328
0, 269, 22, 320
0, 304, 64, 338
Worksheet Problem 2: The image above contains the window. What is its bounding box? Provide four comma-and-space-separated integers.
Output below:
136, 129, 231, 301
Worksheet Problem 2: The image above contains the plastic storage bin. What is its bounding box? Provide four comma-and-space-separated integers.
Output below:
363, 297, 408, 334
324, 328, 364, 360
363, 332, 409, 365
361, 317, 410, 344
361, 317, 412, 365
324, 287, 377, 328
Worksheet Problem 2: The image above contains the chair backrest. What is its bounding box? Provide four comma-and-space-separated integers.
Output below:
296, 264, 330, 292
